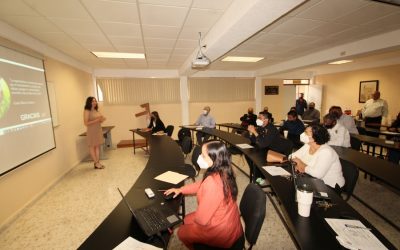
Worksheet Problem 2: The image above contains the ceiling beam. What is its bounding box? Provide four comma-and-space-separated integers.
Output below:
178, 0, 306, 76
256, 28, 400, 77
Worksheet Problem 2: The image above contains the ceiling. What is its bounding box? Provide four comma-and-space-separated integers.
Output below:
0, 0, 400, 76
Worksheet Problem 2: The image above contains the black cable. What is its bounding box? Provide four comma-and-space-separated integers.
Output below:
156, 232, 167, 250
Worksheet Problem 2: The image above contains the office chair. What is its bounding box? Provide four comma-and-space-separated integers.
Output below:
340, 159, 359, 201
193, 183, 266, 250
165, 125, 174, 137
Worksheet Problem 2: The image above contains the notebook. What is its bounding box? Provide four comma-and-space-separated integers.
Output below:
288, 160, 331, 200
117, 188, 182, 237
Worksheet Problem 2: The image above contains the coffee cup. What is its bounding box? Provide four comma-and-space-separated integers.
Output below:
283, 130, 288, 138
296, 184, 313, 217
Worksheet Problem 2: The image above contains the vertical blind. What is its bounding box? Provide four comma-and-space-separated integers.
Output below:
188, 78, 255, 102
97, 78, 180, 105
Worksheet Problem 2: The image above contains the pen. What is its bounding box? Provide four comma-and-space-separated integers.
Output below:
344, 224, 371, 230
158, 189, 167, 192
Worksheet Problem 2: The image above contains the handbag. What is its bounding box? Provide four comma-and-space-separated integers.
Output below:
266, 150, 287, 163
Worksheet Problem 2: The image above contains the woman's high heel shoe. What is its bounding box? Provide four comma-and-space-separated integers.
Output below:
94, 162, 105, 169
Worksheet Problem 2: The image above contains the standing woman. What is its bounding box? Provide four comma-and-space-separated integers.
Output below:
164, 141, 243, 249
83, 97, 106, 169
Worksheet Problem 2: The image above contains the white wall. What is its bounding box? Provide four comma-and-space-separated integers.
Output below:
0, 58, 93, 228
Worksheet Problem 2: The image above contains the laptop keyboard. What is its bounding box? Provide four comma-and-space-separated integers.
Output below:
138, 206, 169, 233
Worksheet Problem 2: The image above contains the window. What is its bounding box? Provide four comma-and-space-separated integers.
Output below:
96, 78, 180, 105
188, 78, 255, 102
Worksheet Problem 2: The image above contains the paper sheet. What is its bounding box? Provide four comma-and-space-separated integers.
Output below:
325, 218, 387, 250
382, 131, 399, 135
113, 236, 162, 250
236, 143, 253, 149
152, 131, 165, 136
262, 166, 290, 176
154, 171, 188, 184
183, 125, 203, 129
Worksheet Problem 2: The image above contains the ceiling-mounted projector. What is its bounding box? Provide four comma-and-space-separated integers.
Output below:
192, 55, 210, 68
192, 32, 210, 69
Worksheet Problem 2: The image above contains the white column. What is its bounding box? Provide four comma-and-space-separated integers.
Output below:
255, 77, 262, 113
180, 76, 189, 125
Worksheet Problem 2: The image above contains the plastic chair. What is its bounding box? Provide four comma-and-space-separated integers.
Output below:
193, 183, 266, 250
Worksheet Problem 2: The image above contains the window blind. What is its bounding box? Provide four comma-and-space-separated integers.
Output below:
188, 78, 255, 102
97, 78, 180, 105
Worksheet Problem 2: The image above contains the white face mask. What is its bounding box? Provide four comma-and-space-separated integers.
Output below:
197, 155, 210, 169
203, 110, 208, 115
256, 119, 264, 127
300, 132, 312, 144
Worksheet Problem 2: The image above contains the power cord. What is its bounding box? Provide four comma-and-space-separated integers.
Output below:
156, 232, 167, 250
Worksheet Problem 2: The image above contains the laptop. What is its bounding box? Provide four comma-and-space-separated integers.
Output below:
117, 188, 182, 237
288, 160, 331, 200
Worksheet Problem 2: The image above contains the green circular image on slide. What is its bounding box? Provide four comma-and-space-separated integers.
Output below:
0, 78, 12, 119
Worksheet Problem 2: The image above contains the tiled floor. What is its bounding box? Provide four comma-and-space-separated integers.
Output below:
0, 147, 398, 250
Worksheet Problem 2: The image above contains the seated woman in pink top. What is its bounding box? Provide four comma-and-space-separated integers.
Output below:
165, 141, 243, 249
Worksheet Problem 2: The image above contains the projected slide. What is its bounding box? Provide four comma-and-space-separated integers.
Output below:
0, 45, 55, 176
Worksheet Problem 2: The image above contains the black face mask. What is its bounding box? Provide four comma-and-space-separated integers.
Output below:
248, 111, 253, 115
309, 107, 314, 110
324, 124, 334, 129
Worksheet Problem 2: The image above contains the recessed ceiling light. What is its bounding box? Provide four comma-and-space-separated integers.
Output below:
222, 56, 264, 62
92, 52, 145, 59
328, 60, 353, 65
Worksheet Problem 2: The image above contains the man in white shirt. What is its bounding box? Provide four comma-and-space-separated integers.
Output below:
329, 106, 358, 134
195, 106, 216, 144
360, 91, 388, 128
323, 113, 351, 148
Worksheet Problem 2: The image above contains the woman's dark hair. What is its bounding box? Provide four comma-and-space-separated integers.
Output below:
151, 111, 160, 120
311, 124, 330, 145
202, 140, 238, 201
84, 96, 98, 111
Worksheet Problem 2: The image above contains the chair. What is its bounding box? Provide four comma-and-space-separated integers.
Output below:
194, 183, 266, 250
176, 145, 201, 220
189, 145, 201, 176
181, 136, 193, 158
357, 126, 366, 135
178, 144, 200, 182
340, 159, 359, 201
165, 125, 174, 137
176, 127, 192, 145
350, 136, 361, 151
274, 137, 294, 156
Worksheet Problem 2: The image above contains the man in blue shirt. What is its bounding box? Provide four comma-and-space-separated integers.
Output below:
195, 106, 216, 144
280, 110, 305, 148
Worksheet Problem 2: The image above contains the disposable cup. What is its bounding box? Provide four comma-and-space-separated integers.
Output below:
284, 130, 288, 138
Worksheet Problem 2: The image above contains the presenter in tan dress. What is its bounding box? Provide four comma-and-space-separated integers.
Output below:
83, 97, 106, 169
